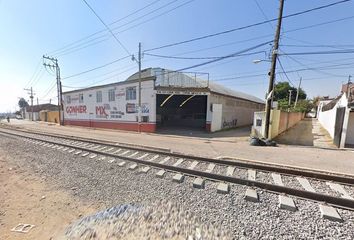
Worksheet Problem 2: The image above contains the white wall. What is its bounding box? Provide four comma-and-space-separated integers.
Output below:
208, 93, 263, 130
345, 112, 354, 145
25, 111, 39, 121
63, 80, 156, 123
318, 94, 348, 138
210, 104, 222, 132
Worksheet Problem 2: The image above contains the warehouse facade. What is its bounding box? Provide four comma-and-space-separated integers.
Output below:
63, 68, 264, 133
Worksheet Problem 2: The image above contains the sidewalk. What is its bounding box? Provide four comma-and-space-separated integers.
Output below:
275, 118, 336, 149
2, 119, 354, 176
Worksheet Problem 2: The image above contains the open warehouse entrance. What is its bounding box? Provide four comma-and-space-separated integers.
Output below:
156, 94, 207, 130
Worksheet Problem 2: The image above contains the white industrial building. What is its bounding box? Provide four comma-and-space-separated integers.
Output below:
63, 68, 264, 133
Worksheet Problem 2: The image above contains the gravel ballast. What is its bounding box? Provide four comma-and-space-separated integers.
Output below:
1, 135, 354, 239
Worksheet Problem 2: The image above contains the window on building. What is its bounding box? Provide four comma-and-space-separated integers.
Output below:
96, 91, 102, 103
79, 94, 84, 103
126, 87, 136, 100
108, 89, 115, 102
66, 95, 71, 104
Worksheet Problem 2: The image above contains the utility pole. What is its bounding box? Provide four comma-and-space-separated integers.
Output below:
24, 87, 34, 121
264, 0, 284, 139
37, 97, 39, 105
294, 77, 302, 107
138, 42, 142, 133
346, 75, 352, 98
288, 89, 293, 106
43, 55, 63, 126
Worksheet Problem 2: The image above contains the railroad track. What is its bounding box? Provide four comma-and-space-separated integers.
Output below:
0, 126, 353, 222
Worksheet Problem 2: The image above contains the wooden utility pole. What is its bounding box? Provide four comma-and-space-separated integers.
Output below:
294, 77, 302, 107
43, 55, 63, 126
138, 42, 142, 133
24, 87, 34, 121
264, 0, 285, 139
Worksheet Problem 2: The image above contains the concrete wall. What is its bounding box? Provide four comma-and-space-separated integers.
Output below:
25, 111, 39, 121
63, 80, 156, 132
40, 111, 59, 123
318, 94, 348, 138
207, 93, 263, 131
271, 110, 305, 138
345, 112, 354, 145
253, 110, 304, 139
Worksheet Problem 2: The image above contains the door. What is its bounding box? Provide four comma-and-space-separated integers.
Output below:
333, 107, 346, 147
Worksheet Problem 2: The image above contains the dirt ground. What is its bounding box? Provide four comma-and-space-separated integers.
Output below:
0, 153, 97, 240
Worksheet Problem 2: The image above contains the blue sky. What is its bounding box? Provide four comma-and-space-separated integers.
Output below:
1, 0, 354, 112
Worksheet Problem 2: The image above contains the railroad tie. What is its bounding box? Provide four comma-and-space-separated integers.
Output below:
272, 173, 297, 211
120, 150, 130, 156
296, 177, 316, 192
137, 153, 149, 160
326, 182, 353, 200
188, 161, 199, 170
248, 169, 256, 181
128, 151, 139, 158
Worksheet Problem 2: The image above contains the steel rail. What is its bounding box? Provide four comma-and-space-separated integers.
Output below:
1, 125, 353, 185
1, 129, 354, 211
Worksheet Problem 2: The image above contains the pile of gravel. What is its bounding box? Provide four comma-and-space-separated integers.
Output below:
61, 201, 231, 240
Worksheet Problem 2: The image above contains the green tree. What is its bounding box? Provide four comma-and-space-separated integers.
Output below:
293, 99, 314, 113
18, 98, 29, 109
273, 82, 306, 102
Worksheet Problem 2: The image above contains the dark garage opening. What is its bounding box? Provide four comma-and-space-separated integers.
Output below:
156, 94, 207, 130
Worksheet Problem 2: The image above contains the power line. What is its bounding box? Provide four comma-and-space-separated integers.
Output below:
144, 50, 267, 60
51, 0, 188, 57
155, 14, 354, 59
212, 60, 354, 83
81, 0, 131, 56
280, 49, 354, 56
62, 55, 130, 80
24, 58, 43, 88
253, 0, 274, 29
277, 58, 295, 86
48, 0, 163, 56
173, 41, 272, 72
144, 0, 351, 52
41, 81, 57, 99
65, 65, 137, 88
31, 68, 46, 87
111, 0, 195, 35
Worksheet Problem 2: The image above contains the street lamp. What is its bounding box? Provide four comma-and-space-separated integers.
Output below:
253, 59, 271, 64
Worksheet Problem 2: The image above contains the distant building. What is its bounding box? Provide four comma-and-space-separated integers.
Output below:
25, 104, 59, 121
62, 68, 265, 133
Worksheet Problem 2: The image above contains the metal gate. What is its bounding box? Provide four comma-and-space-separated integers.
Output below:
333, 107, 346, 147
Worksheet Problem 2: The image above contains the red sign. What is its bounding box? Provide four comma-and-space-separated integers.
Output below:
96, 106, 108, 116
66, 105, 87, 114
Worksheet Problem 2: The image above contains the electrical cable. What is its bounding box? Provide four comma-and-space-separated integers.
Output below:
50, 0, 188, 57
62, 55, 130, 80
280, 49, 354, 56
144, 50, 267, 60
144, 0, 351, 52
277, 58, 295, 86
81, 0, 131, 56
172, 41, 272, 73
24, 58, 43, 88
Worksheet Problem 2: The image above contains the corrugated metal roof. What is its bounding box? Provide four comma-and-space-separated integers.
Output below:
65, 67, 265, 104
127, 68, 264, 103
207, 81, 264, 104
